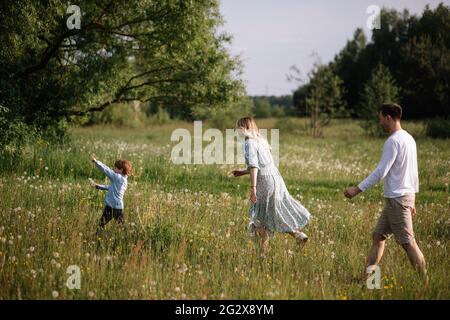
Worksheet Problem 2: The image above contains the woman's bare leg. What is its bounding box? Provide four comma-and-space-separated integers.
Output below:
254, 227, 269, 253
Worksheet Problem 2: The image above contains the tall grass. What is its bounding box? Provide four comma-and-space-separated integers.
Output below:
0, 119, 448, 299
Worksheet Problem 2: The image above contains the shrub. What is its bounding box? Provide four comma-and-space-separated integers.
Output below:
426, 118, 450, 138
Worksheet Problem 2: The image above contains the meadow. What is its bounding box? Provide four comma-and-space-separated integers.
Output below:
0, 118, 448, 299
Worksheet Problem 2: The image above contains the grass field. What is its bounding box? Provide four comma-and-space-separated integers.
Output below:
0, 118, 448, 299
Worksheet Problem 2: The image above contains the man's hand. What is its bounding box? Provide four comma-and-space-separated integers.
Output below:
232, 170, 246, 177
91, 155, 97, 163
249, 187, 257, 203
411, 207, 416, 217
344, 186, 362, 199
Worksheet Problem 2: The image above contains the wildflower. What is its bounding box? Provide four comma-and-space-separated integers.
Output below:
52, 291, 59, 298
88, 291, 95, 298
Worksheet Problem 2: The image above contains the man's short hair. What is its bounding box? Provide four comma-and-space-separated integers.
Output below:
380, 103, 402, 120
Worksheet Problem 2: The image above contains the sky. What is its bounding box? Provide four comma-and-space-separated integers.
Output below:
219, 0, 447, 96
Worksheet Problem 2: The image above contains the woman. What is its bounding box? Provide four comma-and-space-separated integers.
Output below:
232, 117, 311, 250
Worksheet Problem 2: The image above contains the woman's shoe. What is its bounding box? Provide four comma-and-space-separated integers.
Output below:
295, 232, 308, 248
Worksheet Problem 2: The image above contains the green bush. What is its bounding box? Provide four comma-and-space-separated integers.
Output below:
426, 118, 450, 138
0, 105, 37, 156
272, 105, 286, 118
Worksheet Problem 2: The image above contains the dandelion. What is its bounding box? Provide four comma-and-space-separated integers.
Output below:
53, 252, 59, 259
88, 291, 95, 298
52, 291, 59, 298
174, 287, 181, 292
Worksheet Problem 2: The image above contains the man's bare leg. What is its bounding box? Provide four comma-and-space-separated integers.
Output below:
402, 239, 428, 287
364, 233, 386, 279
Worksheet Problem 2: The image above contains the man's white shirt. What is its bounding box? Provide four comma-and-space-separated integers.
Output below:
358, 129, 419, 198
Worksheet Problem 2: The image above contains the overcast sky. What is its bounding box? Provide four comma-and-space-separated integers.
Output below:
220, 0, 447, 96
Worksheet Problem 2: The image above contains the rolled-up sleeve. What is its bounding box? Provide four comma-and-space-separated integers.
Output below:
245, 139, 260, 169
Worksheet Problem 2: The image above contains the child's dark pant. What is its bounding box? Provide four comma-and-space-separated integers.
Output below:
98, 205, 124, 228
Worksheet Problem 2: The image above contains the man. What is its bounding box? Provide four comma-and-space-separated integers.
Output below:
344, 103, 428, 285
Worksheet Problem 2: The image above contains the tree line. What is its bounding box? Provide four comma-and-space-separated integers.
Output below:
293, 4, 449, 121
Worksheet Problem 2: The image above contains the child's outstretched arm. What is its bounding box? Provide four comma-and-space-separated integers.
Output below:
91, 155, 117, 181
89, 178, 110, 191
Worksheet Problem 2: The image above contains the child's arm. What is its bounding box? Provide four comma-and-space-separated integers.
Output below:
91, 156, 117, 181
89, 178, 110, 191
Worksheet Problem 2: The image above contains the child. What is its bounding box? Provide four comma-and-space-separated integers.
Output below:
90, 156, 131, 230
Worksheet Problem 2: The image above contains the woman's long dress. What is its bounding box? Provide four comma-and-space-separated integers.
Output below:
244, 138, 311, 237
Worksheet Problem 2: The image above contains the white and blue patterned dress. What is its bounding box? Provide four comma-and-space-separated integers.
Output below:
244, 138, 311, 237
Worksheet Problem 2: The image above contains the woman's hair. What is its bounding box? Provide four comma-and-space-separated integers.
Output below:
115, 159, 132, 176
236, 117, 271, 149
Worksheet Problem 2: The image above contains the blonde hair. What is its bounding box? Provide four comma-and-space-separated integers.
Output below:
236, 117, 271, 150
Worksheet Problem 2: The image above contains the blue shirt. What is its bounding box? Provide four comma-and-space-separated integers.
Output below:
94, 160, 128, 209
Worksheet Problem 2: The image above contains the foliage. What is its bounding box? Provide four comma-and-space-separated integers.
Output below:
426, 118, 450, 139
294, 4, 450, 119
304, 64, 347, 138
359, 64, 400, 136
252, 97, 272, 118
0, 0, 244, 149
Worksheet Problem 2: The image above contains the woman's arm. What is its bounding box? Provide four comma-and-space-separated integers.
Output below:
249, 167, 258, 203
232, 169, 250, 177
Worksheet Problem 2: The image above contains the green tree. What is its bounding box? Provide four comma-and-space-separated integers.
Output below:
305, 64, 347, 138
253, 97, 272, 118
359, 64, 400, 136
330, 28, 367, 116
0, 0, 244, 150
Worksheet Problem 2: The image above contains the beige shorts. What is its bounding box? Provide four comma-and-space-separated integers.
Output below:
373, 194, 416, 245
